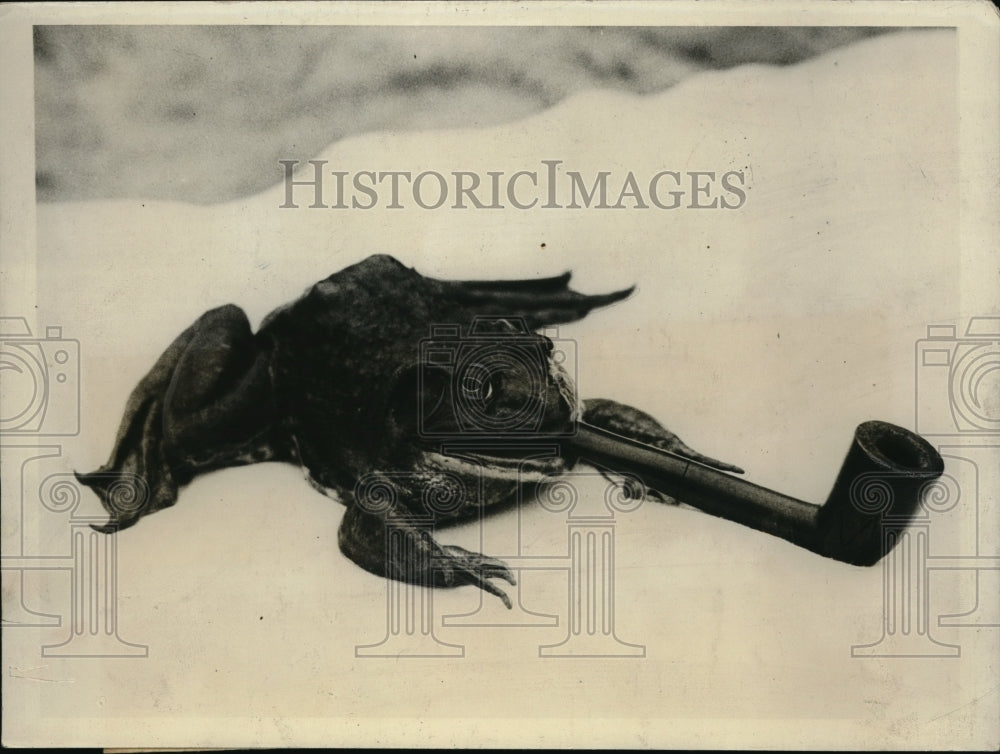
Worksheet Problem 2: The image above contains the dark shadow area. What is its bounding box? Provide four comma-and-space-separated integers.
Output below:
34, 25, 894, 204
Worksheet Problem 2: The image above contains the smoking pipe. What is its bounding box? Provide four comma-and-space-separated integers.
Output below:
565, 420, 944, 565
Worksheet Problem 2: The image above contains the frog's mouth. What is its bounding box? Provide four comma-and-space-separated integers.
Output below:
418, 443, 569, 484
410, 378, 577, 480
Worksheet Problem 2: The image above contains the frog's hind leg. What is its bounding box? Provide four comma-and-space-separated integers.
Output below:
338, 503, 516, 609
76, 305, 278, 532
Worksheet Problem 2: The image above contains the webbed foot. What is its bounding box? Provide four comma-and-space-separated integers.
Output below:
338, 504, 516, 608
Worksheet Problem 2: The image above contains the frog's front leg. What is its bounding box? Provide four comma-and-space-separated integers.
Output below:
579, 398, 743, 504
582, 398, 743, 474
338, 503, 517, 609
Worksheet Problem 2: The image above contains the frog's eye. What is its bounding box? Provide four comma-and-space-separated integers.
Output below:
460, 366, 500, 406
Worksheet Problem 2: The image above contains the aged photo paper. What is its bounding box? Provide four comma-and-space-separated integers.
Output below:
2, 1, 998, 749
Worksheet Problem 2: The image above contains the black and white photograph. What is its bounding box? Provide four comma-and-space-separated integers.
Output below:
2, 1, 998, 749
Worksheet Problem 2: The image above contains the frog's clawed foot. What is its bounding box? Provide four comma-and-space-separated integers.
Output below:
436, 545, 516, 609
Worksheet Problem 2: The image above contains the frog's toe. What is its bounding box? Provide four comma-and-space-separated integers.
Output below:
639, 486, 676, 504
438, 545, 516, 608
472, 577, 514, 610
594, 467, 678, 505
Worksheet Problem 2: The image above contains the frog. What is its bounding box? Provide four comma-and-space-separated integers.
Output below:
78, 254, 741, 608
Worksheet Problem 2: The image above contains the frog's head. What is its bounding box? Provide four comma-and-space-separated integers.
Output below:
411, 317, 578, 438
262, 255, 632, 501
376, 316, 580, 494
